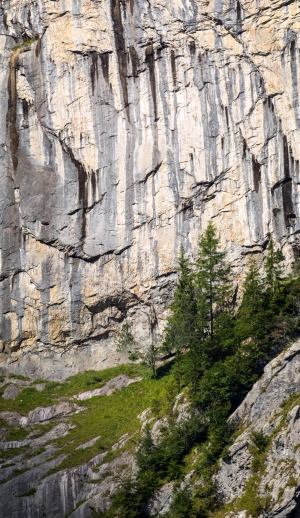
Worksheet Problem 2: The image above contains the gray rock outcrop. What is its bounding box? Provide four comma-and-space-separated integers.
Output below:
0, 1, 300, 378
216, 339, 300, 516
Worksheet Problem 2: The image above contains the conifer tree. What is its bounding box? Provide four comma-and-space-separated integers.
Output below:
235, 256, 265, 345
265, 236, 283, 297
196, 221, 232, 339
163, 247, 197, 388
196, 221, 232, 338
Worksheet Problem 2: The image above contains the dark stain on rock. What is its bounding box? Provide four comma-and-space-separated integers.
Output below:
100, 53, 110, 84
267, 96, 274, 111
145, 43, 157, 120
221, 137, 224, 150
189, 40, 196, 56
242, 137, 247, 159
3, 13, 8, 31
171, 50, 176, 86
282, 135, 295, 226
35, 36, 41, 58
291, 39, 295, 60
127, 0, 134, 16
271, 176, 292, 194
225, 106, 229, 129
111, 0, 130, 120
259, 75, 265, 94
283, 134, 289, 178
91, 170, 97, 199
282, 178, 294, 226
65, 145, 88, 240
129, 46, 139, 78
90, 52, 98, 95
22, 98, 29, 119
252, 155, 261, 193
8, 52, 19, 172
237, 1, 241, 22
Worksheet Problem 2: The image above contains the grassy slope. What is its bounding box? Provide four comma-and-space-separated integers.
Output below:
0, 362, 176, 475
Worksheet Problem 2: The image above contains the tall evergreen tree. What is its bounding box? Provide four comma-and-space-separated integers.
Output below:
235, 256, 265, 345
196, 222, 232, 339
265, 236, 283, 297
192, 222, 234, 375
163, 247, 197, 390
163, 247, 196, 353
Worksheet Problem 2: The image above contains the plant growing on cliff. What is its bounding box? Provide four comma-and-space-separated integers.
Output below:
116, 322, 135, 353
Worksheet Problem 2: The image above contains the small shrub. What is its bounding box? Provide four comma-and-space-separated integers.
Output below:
17, 487, 37, 497
128, 353, 139, 362
287, 476, 298, 488
251, 431, 269, 453
12, 38, 36, 51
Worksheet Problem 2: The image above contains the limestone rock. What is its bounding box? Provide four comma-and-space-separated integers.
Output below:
75, 374, 142, 401
0, 411, 22, 427
20, 402, 83, 426
0, 0, 300, 378
216, 339, 300, 516
2, 384, 21, 400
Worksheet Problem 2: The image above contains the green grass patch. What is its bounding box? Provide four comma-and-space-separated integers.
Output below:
0, 364, 150, 416
16, 487, 37, 497
8, 373, 30, 382
12, 39, 36, 51
43, 367, 174, 476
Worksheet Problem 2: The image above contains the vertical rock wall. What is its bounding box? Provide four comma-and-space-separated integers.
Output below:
0, 0, 300, 378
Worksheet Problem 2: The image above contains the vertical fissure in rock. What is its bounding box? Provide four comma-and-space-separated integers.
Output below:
225, 106, 229, 129
90, 52, 98, 95
189, 40, 196, 56
111, 0, 130, 120
8, 50, 20, 172
282, 135, 295, 226
237, 1, 241, 22
129, 46, 139, 78
145, 43, 157, 120
100, 53, 110, 84
65, 145, 88, 241
283, 134, 290, 178
22, 98, 29, 120
171, 49, 176, 86
242, 137, 247, 159
35, 36, 41, 57
252, 155, 261, 193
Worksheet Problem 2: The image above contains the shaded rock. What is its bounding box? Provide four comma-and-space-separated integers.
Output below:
148, 482, 174, 516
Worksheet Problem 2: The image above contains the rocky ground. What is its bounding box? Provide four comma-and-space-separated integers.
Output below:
2, 341, 300, 517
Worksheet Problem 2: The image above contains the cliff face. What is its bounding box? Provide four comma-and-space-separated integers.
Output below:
0, 0, 300, 378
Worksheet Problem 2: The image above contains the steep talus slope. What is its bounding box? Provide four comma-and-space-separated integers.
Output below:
0, 0, 300, 377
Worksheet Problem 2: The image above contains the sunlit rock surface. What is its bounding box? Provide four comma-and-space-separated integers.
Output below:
0, 0, 300, 377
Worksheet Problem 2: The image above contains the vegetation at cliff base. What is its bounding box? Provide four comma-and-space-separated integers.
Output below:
97, 224, 300, 518
1, 224, 300, 517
